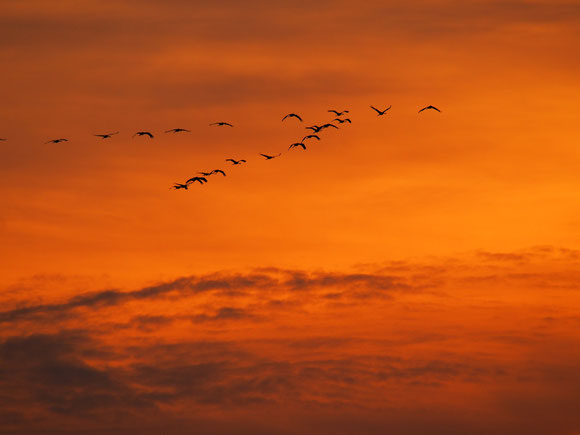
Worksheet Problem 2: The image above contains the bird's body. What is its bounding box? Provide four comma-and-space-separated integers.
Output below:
328, 110, 349, 116
45, 138, 68, 144
320, 123, 338, 130
289, 142, 306, 150
94, 132, 119, 139
302, 134, 320, 142
226, 158, 246, 165
210, 122, 233, 127
418, 105, 441, 113
165, 128, 191, 133
211, 169, 226, 176
186, 176, 208, 185
282, 113, 303, 122
306, 125, 322, 133
198, 171, 213, 176
334, 118, 351, 124
133, 131, 154, 138
260, 153, 281, 160
370, 105, 391, 116
172, 183, 189, 190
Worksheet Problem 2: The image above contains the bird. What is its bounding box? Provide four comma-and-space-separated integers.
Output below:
370, 105, 391, 116
165, 128, 191, 133
260, 153, 281, 160
0, 138, 6, 141
305, 125, 322, 133
198, 171, 213, 177
210, 122, 233, 127
45, 138, 68, 144
226, 158, 246, 165
211, 169, 226, 176
282, 113, 303, 122
94, 132, 119, 139
289, 142, 306, 151
302, 134, 320, 142
172, 183, 189, 190
320, 123, 338, 130
133, 131, 154, 138
186, 176, 208, 185
418, 105, 441, 113
328, 110, 349, 116
334, 118, 351, 124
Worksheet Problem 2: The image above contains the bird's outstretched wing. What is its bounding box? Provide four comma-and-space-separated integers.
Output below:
370, 106, 381, 114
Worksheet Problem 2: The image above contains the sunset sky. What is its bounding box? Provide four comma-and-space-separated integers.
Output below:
1, 1, 580, 433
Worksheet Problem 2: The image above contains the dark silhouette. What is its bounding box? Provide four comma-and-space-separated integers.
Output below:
226, 158, 246, 165
133, 131, 154, 138
0, 138, 6, 141
94, 132, 119, 139
198, 171, 213, 176
260, 153, 281, 160
282, 113, 302, 122
289, 142, 306, 150
302, 134, 320, 142
165, 128, 191, 133
370, 105, 391, 116
210, 122, 233, 127
334, 118, 351, 124
419, 105, 441, 113
320, 123, 338, 130
211, 169, 226, 176
328, 110, 349, 116
172, 183, 189, 190
186, 176, 208, 185
45, 138, 68, 144
305, 125, 322, 133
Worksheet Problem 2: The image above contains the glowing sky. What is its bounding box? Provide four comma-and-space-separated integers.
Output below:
1, 1, 580, 433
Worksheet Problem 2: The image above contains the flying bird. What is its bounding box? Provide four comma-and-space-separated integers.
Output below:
418, 105, 441, 113
260, 153, 281, 160
305, 125, 322, 133
282, 113, 303, 122
370, 105, 391, 116
226, 158, 246, 165
289, 142, 306, 150
328, 110, 349, 116
133, 131, 154, 138
334, 118, 351, 124
0, 138, 6, 141
172, 183, 189, 190
302, 134, 320, 142
45, 138, 68, 144
165, 128, 191, 133
320, 123, 338, 130
211, 169, 226, 176
186, 176, 208, 185
94, 132, 119, 139
210, 122, 233, 127
198, 171, 213, 176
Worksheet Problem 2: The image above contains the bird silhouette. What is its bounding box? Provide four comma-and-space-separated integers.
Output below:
94, 132, 119, 139
133, 131, 154, 138
165, 128, 191, 133
418, 105, 441, 113
186, 176, 208, 185
260, 153, 281, 160
211, 169, 226, 176
328, 109, 349, 116
282, 113, 303, 122
172, 183, 189, 190
305, 125, 322, 133
370, 105, 391, 116
334, 118, 351, 124
210, 122, 233, 127
226, 158, 246, 165
302, 134, 321, 142
0, 138, 6, 141
320, 123, 338, 130
45, 138, 68, 144
289, 142, 306, 150
198, 171, 213, 176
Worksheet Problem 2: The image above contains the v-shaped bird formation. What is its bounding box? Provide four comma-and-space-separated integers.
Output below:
0, 105, 441, 190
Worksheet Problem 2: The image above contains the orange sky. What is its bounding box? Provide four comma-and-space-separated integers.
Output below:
1, 1, 580, 433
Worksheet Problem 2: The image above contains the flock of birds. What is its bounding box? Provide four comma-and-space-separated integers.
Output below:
0, 105, 441, 190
